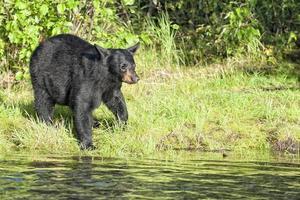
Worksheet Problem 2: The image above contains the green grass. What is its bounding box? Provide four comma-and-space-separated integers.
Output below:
0, 55, 299, 158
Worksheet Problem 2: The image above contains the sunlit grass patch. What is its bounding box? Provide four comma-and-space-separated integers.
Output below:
11, 119, 79, 153
0, 60, 299, 157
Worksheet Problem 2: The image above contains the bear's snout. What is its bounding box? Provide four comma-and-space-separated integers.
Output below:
122, 70, 139, 84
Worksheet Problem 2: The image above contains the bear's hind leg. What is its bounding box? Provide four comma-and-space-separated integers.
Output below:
33, 88, 55, 124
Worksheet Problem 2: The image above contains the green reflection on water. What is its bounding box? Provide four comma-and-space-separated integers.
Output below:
0, 153, 300, 199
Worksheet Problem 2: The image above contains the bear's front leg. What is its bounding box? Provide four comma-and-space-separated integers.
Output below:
102, 89, 128, 123
73, 102, 95, 150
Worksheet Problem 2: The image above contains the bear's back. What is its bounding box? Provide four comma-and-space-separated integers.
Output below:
30, 34, 92, 68
29, 34, 97, 105
30, 34, 95, 77
46, 34, 92, 52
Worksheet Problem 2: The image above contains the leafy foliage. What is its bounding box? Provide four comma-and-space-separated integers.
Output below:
0, 0, 140, 78
133, 0, 299, 63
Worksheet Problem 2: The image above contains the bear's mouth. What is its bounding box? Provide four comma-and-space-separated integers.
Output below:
122, 70, 139, 84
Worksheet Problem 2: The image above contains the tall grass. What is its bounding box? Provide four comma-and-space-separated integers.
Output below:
145, 13, 183, 67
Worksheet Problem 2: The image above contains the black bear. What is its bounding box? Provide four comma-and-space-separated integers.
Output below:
29, 34, 140, 149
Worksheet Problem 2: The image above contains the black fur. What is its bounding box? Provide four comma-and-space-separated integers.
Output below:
29, 34, 140, 150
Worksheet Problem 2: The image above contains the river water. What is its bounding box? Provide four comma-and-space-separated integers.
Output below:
0, 153, 299, 199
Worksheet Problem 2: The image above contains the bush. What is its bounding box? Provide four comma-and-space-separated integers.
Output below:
0, 0, 141, 77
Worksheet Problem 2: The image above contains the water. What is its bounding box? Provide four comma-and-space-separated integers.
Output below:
0, 154, 300, 199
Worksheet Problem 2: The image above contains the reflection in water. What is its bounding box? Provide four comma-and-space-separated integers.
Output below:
0, 155, 300, 199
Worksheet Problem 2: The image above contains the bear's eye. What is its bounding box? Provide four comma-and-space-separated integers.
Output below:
120, 64, 127, 71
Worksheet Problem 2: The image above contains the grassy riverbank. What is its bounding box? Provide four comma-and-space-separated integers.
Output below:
0, 53, 299, 157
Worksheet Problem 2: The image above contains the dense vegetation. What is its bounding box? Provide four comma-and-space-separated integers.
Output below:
0, 0, 299, 156
1, 0, 299, 75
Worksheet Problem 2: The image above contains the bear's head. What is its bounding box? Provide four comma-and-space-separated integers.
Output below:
95, 43, 140, 84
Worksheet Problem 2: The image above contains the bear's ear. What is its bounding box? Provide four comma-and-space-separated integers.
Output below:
127, 42, 140, 55
94, 44, 110, 59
